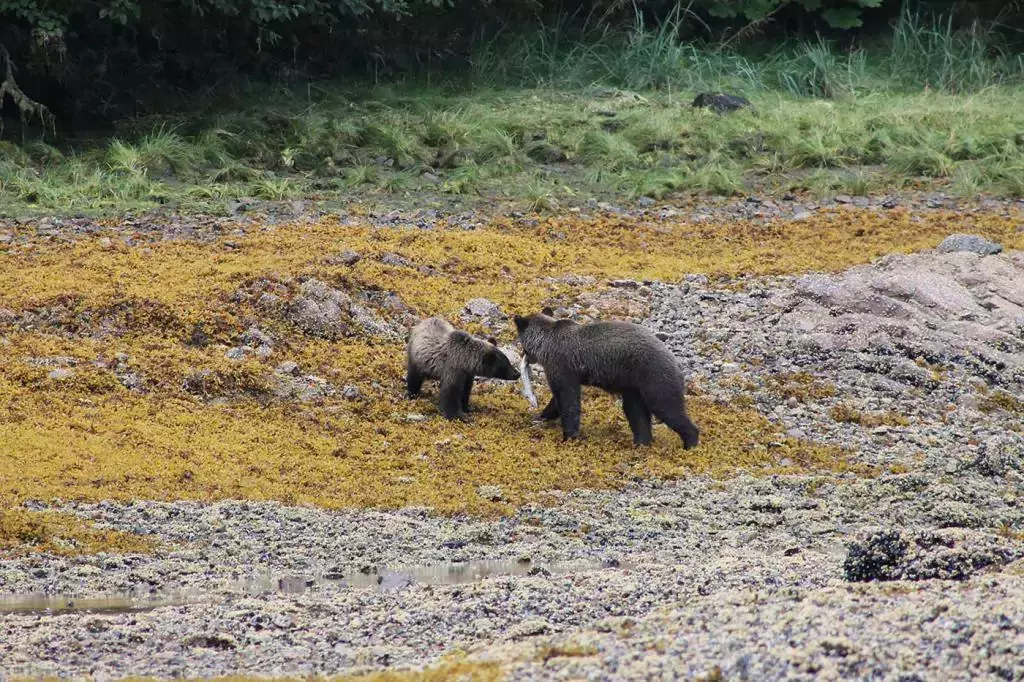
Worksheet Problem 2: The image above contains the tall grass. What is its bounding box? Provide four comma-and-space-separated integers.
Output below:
470, 4, 1024, 97
3, 4, 1024, 212
888, 5, 1024, 92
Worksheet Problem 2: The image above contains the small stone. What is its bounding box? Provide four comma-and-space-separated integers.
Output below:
476, 485, 504, 502
47, 368, 75, 381
341, 385, 361, 400
380, 253, 412, 267
98, 237, 113, 250
835, 194, 853, 204
0, 234, 12, 244
508, 618, 550, 638
405, 413, 428, 423
637, 196, 656, 208
225, 346, 249, 360
793, 211, 813, 221
691, 92, 751, 113
422, 172, 440, 184
256, 293, 283, 311
338, 250, 361, 266
936, 233, 1002, 255
241, 326, 274, 348
276, 361, 301, 376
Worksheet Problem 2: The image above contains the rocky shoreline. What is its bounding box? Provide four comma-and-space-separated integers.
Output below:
2, 222, 1023, 679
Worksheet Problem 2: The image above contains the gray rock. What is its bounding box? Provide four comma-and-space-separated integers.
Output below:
380, 253, 413, 267
270, 373, 333, 403
463, 298, 506, 321
338, 250, 361, 266
350, 304, 403, 340
967, 435, 1023, 476
936, 233, 1003, 255
286, 279, 351, 339
691, 92, 751, 113
275, 361, 300, 377
477, 485, 504, 502
844, 529, 1022, 582
241, 326, 274, 348
47, 368, 75, 381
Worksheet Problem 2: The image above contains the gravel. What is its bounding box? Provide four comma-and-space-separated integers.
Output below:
2, 236, 1023, 679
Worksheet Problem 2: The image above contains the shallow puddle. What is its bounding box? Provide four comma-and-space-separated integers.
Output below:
0, 557, 621, 615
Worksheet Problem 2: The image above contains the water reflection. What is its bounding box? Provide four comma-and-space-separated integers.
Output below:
0, 557, 622, 615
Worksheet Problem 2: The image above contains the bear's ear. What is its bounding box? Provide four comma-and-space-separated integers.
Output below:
514, 315, 528, 333
487, 336, 499, 346
541, 306, 554, 317
450, 330, 472, 345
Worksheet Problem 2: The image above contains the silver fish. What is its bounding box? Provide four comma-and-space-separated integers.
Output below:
519, 355, 538, 409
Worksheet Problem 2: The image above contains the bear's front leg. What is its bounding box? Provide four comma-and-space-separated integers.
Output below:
439, 373, 469, 420
461, 375, 475, 413
535, 396, 560, 422
551, 379, 582, 441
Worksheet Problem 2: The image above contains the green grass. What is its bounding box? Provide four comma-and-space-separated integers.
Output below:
2, 8, 1024, 215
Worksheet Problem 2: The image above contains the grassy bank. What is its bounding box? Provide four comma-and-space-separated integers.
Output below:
2, 9, 1024, 215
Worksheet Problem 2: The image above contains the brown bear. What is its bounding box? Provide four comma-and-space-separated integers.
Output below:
406, 317, 520, 420
514, 309, 699, 448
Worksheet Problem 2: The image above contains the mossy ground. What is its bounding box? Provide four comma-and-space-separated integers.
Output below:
0, 508, 157, 557
19, 659, 500, 682
1, 207, 1021, 551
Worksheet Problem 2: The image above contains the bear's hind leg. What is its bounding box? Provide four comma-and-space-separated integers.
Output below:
644, 384, 699, 449
622, 390, 653, 446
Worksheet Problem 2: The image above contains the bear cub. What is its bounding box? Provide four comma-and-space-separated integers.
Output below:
406, 317, 520, 420
514, 309, 699, 448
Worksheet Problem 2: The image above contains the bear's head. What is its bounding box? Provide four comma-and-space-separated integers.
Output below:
513, 307, 558, 362
480, 340, 521, 381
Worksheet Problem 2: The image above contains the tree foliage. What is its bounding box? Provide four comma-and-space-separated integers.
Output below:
1, 0, 1022, 127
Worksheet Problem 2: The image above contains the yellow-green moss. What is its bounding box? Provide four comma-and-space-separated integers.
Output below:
23, 660, 501, 682
979, 390, 1024, 415
0, 508, 157, 557
767, 372, 838, 403
537, 643, 600, 662
829, 404, 911, 427
4, 206, 1001, 533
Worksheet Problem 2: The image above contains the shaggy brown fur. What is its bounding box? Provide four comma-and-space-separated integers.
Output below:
407, 317, 520, 420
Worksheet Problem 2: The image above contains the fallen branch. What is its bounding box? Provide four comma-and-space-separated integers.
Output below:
0, 43, 55, 136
